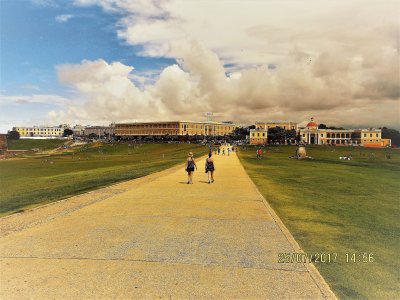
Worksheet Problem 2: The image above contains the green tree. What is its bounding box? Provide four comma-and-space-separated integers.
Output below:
7, 130, 20, 140
63, 128, 73, 137
268, 127, 295, 144
381, 127, 400, 147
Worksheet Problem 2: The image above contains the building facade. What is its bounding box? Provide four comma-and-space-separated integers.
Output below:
255, 121, 298, 131
13, 125, 67, 138
299, 118, 391, 147
249, 128, 268, 145
114, 121, 236, 138
0, 134, 7, 155
83, 126, 114, 138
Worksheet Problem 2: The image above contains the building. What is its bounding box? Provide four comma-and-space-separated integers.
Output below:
83, 125, 114, 138
299, 118, 391, 147
360, 129, 391, 147
13, 125, 67, 138
255, 121, 298, 131
249, 128, 268, 145
114, 121, 237, 138
0, 134, 7, 155
72, 125, 85, 136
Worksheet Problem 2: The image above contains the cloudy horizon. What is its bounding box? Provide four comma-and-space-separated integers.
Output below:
1, 0, 399, 132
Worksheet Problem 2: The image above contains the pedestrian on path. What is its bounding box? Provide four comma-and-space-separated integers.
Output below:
218, 148, 220, 155
185, 152, 197, 184
227, 147, 231, 156
205, 153, 215, 184
222, 148, 225, 156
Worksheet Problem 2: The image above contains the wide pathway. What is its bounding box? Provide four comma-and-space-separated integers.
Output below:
0, 152, 336, 299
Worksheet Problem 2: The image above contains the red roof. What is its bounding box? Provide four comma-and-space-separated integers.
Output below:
307, 122, 318, 127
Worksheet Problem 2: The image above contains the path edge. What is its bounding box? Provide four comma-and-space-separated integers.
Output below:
235, 153, 338, 300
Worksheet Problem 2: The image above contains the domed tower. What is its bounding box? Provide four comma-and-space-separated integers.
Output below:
299, 117, 319, 145
306, 117, 318, 130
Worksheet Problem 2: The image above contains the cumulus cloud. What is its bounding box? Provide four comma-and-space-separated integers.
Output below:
51, 0, 399, 128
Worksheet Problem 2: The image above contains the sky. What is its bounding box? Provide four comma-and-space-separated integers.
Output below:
0, 0, 399, 133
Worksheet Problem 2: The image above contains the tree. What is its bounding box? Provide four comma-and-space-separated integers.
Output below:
230, 126, 250, 141
381, 127, 400, 147
267, 127, 297, 144
7, 130, 20, 140
63, 128, 73, 137
318, 124, 327, 129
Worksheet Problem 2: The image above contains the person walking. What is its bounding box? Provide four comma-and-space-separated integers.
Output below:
185, 152, 197, 184
217, 147, 220, 155
227, 147, 231, 156
205, 153, 215, 183
222, 148, 225, 156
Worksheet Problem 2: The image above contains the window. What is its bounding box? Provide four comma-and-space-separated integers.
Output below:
370, 134, 372, 137
262, 133, 265, 137
376, 134, 378, 137
303, 134, 305, 137
257, 133, 260, 137
364, 134, 366, 137
252, 133, 255, 137
321, 134, 324, 137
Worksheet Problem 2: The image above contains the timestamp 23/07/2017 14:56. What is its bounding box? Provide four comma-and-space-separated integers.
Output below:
278, 252, 374, 264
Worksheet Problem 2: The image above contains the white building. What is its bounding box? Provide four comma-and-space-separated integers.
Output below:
13, 125, 68, 138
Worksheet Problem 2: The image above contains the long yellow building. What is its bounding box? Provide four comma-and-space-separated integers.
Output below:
114, 121, 236, 138
13, 126, 66, 138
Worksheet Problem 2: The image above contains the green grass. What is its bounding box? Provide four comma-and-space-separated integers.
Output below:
237, 145, 400, 299
0, 142, 208, 216
7, 139, 66, 151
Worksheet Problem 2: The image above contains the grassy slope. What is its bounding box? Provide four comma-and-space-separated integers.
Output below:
237, 146, 400, 299
7, 139, 66, 150
0, 142, 208, 216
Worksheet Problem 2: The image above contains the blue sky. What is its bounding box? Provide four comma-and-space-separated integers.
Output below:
0, 0, 174, 132
0, 0, 172, 94
0, 0, 398, 132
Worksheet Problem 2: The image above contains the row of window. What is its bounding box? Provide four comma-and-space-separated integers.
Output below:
117, 124, 179, 129
18, 129, 61, 132
252, 133, 266, 137
362, 140, 380, 143
364, 133, 379, 138
257, 126, 296, 130
117, 131, 227, 136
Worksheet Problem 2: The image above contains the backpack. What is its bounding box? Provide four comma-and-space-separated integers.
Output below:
187, 159, 194, 169
206, 159, 213, 168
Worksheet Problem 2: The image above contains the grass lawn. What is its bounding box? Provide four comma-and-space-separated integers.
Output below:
238, 145, 399, 299
7, 139, 67, 151
0, 142, 208, 216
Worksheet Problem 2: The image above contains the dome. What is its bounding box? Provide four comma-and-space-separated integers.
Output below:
306, 117, 317, 127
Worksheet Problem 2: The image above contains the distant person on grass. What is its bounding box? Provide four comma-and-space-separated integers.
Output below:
205, 153, 215, 184
185, 152, 197, 184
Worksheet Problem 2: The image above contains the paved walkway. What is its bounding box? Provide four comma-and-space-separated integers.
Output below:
0, 152, 336, 299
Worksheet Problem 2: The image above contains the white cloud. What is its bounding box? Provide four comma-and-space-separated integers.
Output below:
31, 0, 57, 7
52, 0, 400, 128
20, 84, 41, 91
0, 94, 69, 105
55, 14, 74, 23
